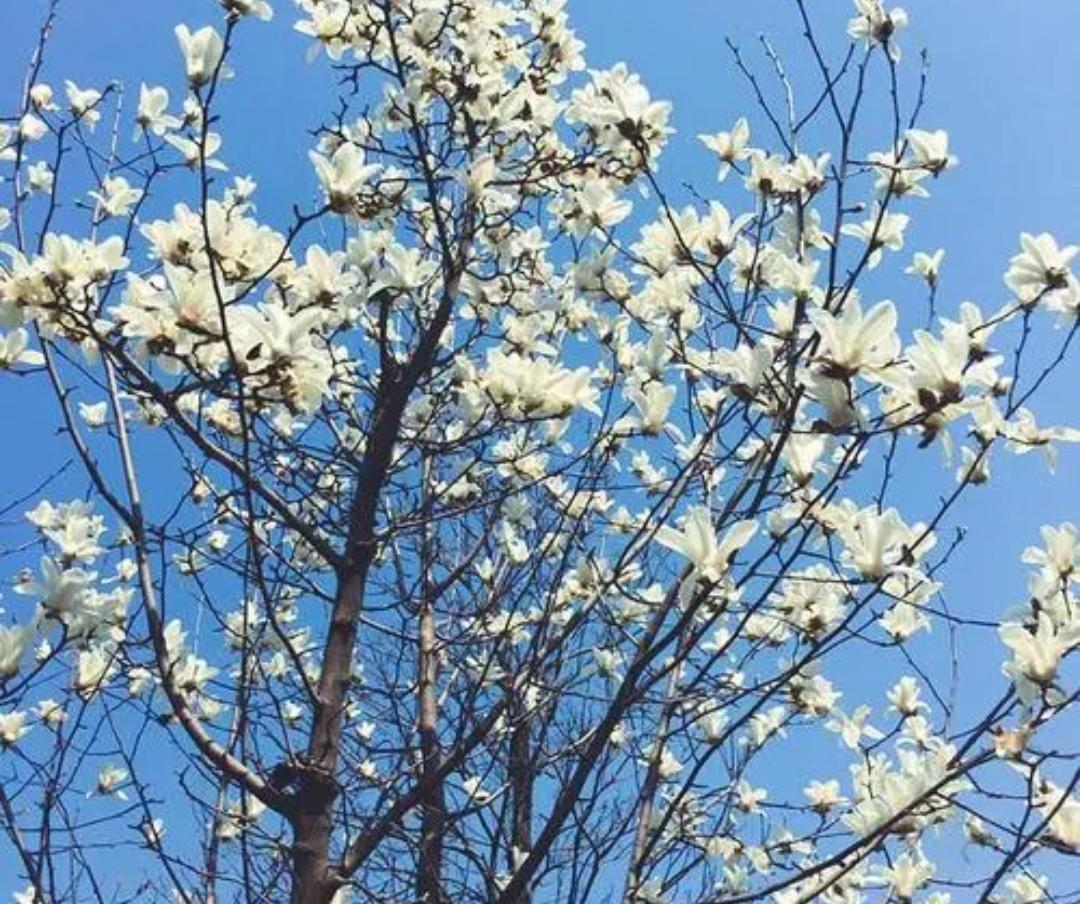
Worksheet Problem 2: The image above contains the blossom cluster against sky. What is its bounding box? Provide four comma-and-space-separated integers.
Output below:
3, 0, 1073, 670
0, 0, 1076, 893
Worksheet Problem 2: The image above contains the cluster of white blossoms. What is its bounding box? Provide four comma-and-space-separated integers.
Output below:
1, 499, 135, 738
0, 0, 1076, 902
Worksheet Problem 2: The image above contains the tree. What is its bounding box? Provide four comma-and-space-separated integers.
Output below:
0, 0, 1076, 901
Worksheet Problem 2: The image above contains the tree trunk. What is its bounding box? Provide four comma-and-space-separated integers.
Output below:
417, 595, 446, 903
507, 710, 533, 904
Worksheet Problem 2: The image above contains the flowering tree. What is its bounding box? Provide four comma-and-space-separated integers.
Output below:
0, 0, 1077, 902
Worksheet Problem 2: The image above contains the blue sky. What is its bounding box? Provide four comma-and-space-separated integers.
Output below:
1, 0, 1077, 897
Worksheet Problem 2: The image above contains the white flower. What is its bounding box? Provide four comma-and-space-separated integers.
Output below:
165, 131, 227, 171
27, 161, 54, 193
1033, 779, 1080, 851
566, 63, 672, 160
0, 710, 31, 747
16, 557, 97, 619
906, 249, 945, 287
29, 83, 57, 111
64, 80, 102, 128
74, 647, 115, 699
0, 622, 36, 679
1021, 523, 1077, 578
1003, 408, 1080, 473
135, 84, 181, 138
1004, 233, 1077, 304
698, 118, 751, 181
656, 747, 684, 779
887, 677, 928, 718
847, 0, 909, 61
13, 885, 51, 904
654, 507, 758, 582
905, 129, 957, 174
0, 329, 45, 369
873, 851, 934, 900
735, 780, 766, 812
625, 383, 677, 436
841, 205, 909, 268
35, 699, 66, 729
809, 299, 899, 378
19, 113, 48, 141
826, 704, 884, 749
309, 143, 381, 212
92, 764, 129, 799
220, 0, 273, 20
1003, 874, 1048, 903
175, 25, 226, 88
804, 779, 847, 814
141, 817, 166, 847
79, 401, 108, 428
880, 602, 931, 641
89, 176, 143, 219
999, 612, 1080, 701
838, 506, 923, 580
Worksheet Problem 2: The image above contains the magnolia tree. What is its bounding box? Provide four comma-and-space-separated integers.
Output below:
0, 0, 1077, 901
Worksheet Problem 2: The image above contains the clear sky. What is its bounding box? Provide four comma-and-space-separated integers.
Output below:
1, 0, 1077, 897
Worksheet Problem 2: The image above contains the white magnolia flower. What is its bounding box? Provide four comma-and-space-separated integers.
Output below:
1033, 779, 1080, 851
847, 0, 909, 61
0, 710, 31, 747
625, 382, 677, 436
804, 779, 848, 814
698, 118, 751, 181
27, 161, 54, 194
873, 851, 934, 900
1004, 233, 1077, 304
905, 129, 957, 174
141, 817, 166, 847
593, 647, 624, 679
654, 507, 758, 582
809, 299, 899, 378
64, 80, 102, 128
0, 622, 36, 680
828, 704, 884, 750
906, 249, 945, 287
165, 131, 227, 170
1021, 523, 1077, 578
78, 401, 108, 428
92, 764, 129, 799
1003, 408, 1080, 473
19, 113, 48, 141
838, 506, 925, 580
135, 84, 181, 138
74, 647, 115, 700
462, 775, 492, 804
309, 143, 381, 212
29, 83, 57, 111
89, 176, 143, 219
0, 329, 45, 369
175, 25, 226, 88
220, 0, 273, 21
841, 205, 909, 269
35, 699, 66, 729
735, 780, 767, 813
656, 747, 684, 779
999, 612, 1080, 702
887, 676, 929, 718
16, 557, 96, 619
